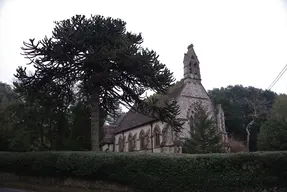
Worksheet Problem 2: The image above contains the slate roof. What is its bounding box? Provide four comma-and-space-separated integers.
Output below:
114, 79, 186, 133
114, 113, 126, 127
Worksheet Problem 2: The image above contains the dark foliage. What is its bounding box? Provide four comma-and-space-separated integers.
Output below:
183, 102, 223, 154
0, 151, 287, 192
14, 14, 182, 150
208, 85, 277, 151
0, 82, 109, 151
258, 95, 287, 151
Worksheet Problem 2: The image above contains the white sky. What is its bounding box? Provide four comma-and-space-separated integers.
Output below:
1, 0, 287, 94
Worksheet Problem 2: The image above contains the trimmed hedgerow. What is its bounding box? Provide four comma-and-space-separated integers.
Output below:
0, 151, 286, 192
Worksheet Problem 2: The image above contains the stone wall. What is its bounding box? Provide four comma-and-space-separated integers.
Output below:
0, 173, 138, 192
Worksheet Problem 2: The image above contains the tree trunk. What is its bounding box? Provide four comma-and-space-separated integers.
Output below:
91, 88, 100, 151
246, 127, 250, 152
245, 119, 254, 152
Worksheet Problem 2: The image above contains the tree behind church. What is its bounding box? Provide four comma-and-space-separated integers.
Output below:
208, 85, 276, 151
183, 102, 223, 154
14, 14, 182, 151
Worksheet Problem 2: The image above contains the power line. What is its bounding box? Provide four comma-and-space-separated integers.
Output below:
268, 64, 287, 90
268, 65, 287, 90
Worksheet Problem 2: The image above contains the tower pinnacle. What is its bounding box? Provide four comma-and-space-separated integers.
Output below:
183, 43, 201, 83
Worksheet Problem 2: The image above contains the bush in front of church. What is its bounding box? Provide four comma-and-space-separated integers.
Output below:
0, 151, 286, 192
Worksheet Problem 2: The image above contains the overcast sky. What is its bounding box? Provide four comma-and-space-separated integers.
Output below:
1, 0, 287, 94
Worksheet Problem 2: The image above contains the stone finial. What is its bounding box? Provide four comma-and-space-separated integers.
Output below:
187, 44, 194, 49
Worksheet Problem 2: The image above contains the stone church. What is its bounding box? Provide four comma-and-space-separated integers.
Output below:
101, 44, 228, 153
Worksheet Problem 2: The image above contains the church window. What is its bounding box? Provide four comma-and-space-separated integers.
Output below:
133, 134, 137, 150
162, 127, 167, 143
144, 134, 149, 149
189, 116, 196, 135
118, 136, 124, 152
154, 126, 161, 147
128, 133, 133, 151
194, 62, 197, 67
191, 55, 195, 59
140, 130, 145, 150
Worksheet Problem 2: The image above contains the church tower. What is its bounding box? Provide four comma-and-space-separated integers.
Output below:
183, 44, 201, 84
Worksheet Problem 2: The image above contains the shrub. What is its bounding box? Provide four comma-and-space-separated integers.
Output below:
0, 151, 287, 192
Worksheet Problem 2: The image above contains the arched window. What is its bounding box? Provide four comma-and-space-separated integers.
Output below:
128, 133, 133, 152
154, 126, 161, 147
132, 133, 137, 150
189, 115, 195, 135
145, 130, 150, 149
118, 136, 124, 152
162, 126, 167, 144
140, 130, 145, 150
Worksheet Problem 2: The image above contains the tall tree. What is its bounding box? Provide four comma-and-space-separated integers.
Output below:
183, 102, 223, 154
14, 14, 182, 151
258, 94, 287, 151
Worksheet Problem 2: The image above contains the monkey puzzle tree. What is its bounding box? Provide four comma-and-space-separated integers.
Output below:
14, 14, 182, 151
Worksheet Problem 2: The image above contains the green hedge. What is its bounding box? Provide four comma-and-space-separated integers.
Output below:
0, 151, 287, 192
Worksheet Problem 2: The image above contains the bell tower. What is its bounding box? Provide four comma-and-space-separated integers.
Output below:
183, 44, 201, 84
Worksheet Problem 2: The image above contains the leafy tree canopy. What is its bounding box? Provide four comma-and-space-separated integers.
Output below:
208, 85, 276, 151
258, 94, 287, 151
